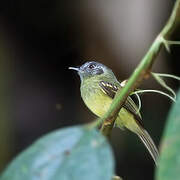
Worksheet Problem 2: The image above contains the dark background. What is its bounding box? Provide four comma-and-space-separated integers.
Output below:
0, 0, 179, 179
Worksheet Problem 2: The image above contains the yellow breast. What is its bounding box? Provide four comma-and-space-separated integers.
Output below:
80, 79, 112, 117
80, 78, 140, 132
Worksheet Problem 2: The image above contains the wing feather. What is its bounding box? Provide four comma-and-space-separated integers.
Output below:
99, 80, 143, 126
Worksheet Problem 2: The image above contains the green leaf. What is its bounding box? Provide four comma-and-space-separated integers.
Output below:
1, 126, 114, 180
156, 89, 180, 180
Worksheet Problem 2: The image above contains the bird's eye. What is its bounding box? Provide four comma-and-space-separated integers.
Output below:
88, 64, 96, 69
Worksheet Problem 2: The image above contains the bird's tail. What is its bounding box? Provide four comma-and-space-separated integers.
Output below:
137, 127, 159, 166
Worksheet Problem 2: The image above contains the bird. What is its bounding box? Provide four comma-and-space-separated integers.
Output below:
69, 61, 159, 165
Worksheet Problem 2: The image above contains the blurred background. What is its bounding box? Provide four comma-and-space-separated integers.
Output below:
0, 0, 180, 179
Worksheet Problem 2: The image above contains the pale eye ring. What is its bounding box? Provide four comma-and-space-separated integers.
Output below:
88, 64, 96, 69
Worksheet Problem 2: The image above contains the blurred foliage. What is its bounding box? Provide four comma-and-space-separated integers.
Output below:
0, 0, 179, 179
0, 30, 14, 170
156, 88, 180, 180
112, 175, 123, 180
0, 126, 114, 180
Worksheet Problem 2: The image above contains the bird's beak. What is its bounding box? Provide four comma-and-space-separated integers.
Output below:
68, 67, 80, 71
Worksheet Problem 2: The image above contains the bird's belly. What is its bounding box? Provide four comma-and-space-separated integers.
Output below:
81, 88, 112, 117
81, 84, 139, 132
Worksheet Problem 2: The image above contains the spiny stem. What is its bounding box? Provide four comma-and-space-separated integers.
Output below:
99, 0, 180, 136
152, 73, 180, 81
134, 89, 176, 102
134, 93, 142, 114
151, 72, 177, 99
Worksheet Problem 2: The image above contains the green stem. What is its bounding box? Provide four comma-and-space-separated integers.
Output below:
100, 0, 180, 136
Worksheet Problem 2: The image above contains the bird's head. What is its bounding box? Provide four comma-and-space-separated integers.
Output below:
69, 61, 115, 81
